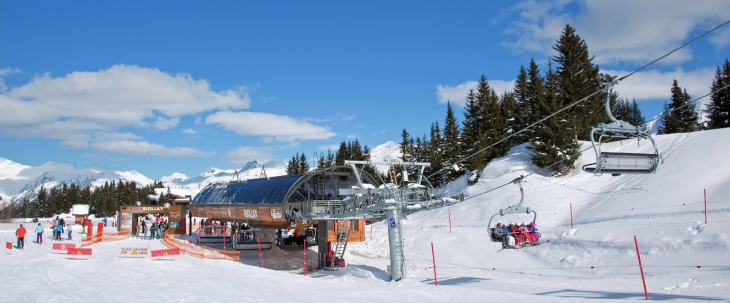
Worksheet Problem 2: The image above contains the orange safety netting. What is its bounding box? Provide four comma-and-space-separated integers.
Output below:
81, 230, 130, 247
163, 233, 239, 261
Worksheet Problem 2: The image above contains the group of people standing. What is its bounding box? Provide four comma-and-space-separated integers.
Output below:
51, 216, 72, 241
137, 214, 169, 240
14, 216, 75, 249
491, 222, 540, 249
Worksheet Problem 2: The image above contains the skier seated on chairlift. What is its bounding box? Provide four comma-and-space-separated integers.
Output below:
493, 222, 540, 249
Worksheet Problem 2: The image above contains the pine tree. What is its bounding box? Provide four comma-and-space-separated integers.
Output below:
426, 122, 445, 187
442, 102, 462, 180
459, 75, 508, 175
460, 88, 480, 171
335, 142, 348, 166
500, 91, 518, 147
658, 79, 700, 134
705, 59, 730, 129
298, 153, 309, 173
513, 66, 531, 145
286, 153, 300, 174
528, 60, 580, 172
399, 129, 411, 162
552, 24, 602, 140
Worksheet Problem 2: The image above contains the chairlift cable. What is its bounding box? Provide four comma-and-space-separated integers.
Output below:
427, 19, 730, 180
641, 82, 730, 128
619, 19, 730, 82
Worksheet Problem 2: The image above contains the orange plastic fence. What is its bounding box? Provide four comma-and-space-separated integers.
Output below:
163, 233, 239, 261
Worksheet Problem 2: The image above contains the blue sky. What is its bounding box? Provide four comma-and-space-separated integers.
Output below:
1, 1, 729, 180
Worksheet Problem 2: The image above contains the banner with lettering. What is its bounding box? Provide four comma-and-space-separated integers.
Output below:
119, 247, 149, 256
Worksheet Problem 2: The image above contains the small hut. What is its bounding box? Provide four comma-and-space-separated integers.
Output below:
70, 204, 90, 224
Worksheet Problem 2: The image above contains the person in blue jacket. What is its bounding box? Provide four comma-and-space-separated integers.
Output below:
55, 223, 63, 241
35, 223, 44, 244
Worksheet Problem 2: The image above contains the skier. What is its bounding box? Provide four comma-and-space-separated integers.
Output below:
67, 224, 72, 240
16, 224, 26, 249
35, 223, 44, 244
55, 223, 63, 240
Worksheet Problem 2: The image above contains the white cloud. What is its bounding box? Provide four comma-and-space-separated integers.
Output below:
317, 145, 339, 152
182, 128, 197, 134
346, 133, 359, 140
606, 68, 716, 107
0, 64, 250, 148
435, 79, 515, 107
91, 140, 213, 157
60, 140, 89, 149
303, 114, 356, 123
153, 116, 180, 130
223, 146, 275, 165
205, 110, 336, 141
504, 0, 730, 65
0, 67, 22, 76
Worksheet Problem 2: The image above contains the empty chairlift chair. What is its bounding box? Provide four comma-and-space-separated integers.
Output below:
583, 74, 661, 176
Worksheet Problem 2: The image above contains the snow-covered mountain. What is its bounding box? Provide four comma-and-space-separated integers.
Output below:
0, 141, 401, 205
0, 157, 155, 204
0, 158, 289, 205
368, 141, 402, 173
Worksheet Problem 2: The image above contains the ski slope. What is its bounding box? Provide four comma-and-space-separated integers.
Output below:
1, 128, 729, 302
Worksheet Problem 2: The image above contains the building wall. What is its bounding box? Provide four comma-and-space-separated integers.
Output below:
326, 219, 366, 243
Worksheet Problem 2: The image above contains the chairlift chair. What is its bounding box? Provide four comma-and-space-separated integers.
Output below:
487, 176, 538, 243
583, 74, 661, 176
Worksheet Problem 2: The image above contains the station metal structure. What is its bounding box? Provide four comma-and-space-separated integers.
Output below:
291, 160, 464, 281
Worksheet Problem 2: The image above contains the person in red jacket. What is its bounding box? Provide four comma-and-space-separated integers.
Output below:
16, 224, 27, 250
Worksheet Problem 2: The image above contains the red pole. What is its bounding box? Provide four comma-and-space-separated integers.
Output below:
223, 227, 226, 250
257, 238, 263, 268
431, 242, 437, 286
634, 236, 649, 300
570, 203, 574, 229
448, 209, 452, 233
303, 239, 307, 276
703, 189, 707, 225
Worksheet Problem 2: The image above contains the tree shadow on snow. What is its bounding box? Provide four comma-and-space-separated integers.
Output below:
536, 289, 726, 301
421, 276, 490, 286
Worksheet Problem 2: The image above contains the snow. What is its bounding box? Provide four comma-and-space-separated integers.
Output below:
2, 128, 730, 302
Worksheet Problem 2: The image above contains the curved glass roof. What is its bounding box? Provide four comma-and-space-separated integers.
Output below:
192, 174, 304, 205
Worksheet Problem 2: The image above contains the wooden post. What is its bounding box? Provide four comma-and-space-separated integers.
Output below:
257, 238, 263, 268
703, 189, 707, 225
570, 203, 574, 229
431, 242, 437, 286
634, 236, 649, 300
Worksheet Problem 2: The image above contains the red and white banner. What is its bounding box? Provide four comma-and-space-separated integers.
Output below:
52, 243, 76, 251
67, 248, 93, 255
119, 247, 149, 256
151, 247, 180, 258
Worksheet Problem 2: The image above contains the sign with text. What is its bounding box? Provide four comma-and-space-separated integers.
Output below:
120, 247, 149, 256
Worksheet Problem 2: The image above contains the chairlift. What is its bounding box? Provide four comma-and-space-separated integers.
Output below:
583, 74, 661, 176
487, 176, 538, 245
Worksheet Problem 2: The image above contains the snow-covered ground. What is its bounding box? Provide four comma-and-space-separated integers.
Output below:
2, 128, 729, 302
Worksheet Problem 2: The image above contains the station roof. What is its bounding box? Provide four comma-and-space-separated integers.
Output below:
192, 174, 304, 205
